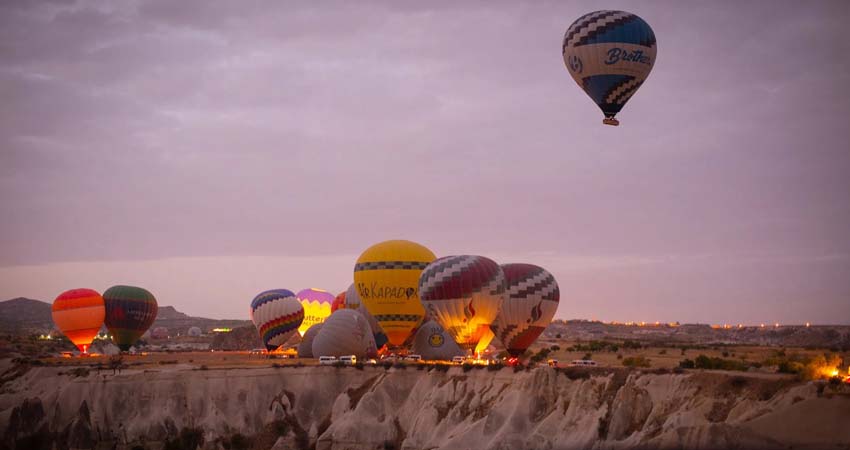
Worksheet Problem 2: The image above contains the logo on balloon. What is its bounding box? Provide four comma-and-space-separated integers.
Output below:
568, 55, 583, 74
604, 48, 651, 65
463, 300, 476, 323
528, 301, 543, 323
428, 333, 444, 348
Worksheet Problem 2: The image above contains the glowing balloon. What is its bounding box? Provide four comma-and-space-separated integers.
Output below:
296, 288, 334, 336
419, 255, 506, 352
562, 10, 657, 125
491, 264, 560, 357
51, 288, 105, 353
311, 309, 377, 358
353, 240, 436, 346
103, 285, 158, 351
475, 328, 495, 355
250, 289, 304, 351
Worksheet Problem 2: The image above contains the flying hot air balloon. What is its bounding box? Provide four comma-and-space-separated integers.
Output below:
296, 288, 334, 336
51, 288, 105, 354
250, 289, 304, 351
491, 264, 560, 357
353, 240, 436, 347
419, 255, 506, 352
562, 10, 657, 125
103, 285, 158, 352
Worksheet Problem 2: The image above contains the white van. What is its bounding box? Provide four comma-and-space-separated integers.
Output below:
569, 359, 598, 367
404, 354, 422, 362
452, 356, 466, 364
319, 356, 337, 365
339, 355, 357, 365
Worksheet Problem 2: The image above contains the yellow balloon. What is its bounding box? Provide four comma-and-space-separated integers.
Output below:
353, 240, 436, 346
296, 288, 334, 336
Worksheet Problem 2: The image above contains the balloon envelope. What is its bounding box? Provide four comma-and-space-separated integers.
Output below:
331, 291, 346, 313
250, 289, 304, 351
297, 323, 323, 358
411, 320, 464, 361
52, 288, 105, 353
345, 284, 389, 350
562, 10, 657, 124
353, 240, 436, 346
491, 264, 560, 357
419, 255, 506, 352
296, 288, 334, 336
311, 309, 377, 359
103, 285, 158, 351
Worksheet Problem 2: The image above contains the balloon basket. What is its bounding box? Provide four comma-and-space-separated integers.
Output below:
603, 117, 620, 126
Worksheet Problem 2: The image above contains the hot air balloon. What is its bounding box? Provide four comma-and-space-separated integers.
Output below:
51, 288, 105, 354
297, 323, 323, 358
419, 255, 506, 352
411, 320, 464, 361
345, 283, 389, 350
296, 288, 334, 336
353, 240, 436, 347
311, 309, 377, 359
562, 10, 657, 126
103, 285, 158, 352
491, 264, 560, 357
331, 291, 346, 313
250, 289, 304, 351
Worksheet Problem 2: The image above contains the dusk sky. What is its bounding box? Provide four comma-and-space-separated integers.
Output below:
1, 1, 848, 324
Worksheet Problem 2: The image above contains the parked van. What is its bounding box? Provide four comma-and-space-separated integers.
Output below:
404, 354, 422, 362
319, 356, 337, 365
339, 355, 357, 365
451, 356, 466, 364
569, 359, 598, 367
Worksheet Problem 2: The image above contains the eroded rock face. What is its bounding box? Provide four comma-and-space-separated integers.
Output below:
1, 364, 848, 450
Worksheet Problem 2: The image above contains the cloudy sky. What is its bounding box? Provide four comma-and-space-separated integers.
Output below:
1, 1, 848, 324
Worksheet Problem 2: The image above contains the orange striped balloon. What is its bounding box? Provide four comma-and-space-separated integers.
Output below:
52, 288, 105, 353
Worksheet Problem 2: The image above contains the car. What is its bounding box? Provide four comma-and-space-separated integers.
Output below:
339, 355, 357, 365
569, 359, 597, 367
506, 357, 520, 367
547, 359, 559, 368
366, 359, 378, 365
404, 354, 422, 362
249, 348, 267, 355
319, 356, 338, 365
451, 356, 466, 364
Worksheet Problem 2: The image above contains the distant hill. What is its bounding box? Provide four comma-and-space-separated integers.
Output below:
0, 298, 250, 336
0, 298, 53, 333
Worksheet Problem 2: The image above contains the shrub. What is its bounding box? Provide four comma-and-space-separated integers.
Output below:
461, 363, 474, 372
658, 349, 667, 355
582, 353, 592, 361
693, 354, 749, 371
550, 345, 560, 351
679, 359, 695, 369
199, 365, 209, 370
354, 362, 364, 370
622, 356, 651, 368
487, 362, 504, 371
722, 351, 730, 357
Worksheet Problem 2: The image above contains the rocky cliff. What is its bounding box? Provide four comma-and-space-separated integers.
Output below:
1, 360, 848, 450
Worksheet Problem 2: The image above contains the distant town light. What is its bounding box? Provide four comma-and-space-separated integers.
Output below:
806, 322, 811, 327
774, 323, 780, 328
212, 328, 232, 333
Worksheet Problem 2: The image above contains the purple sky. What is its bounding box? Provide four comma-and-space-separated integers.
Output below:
1, 1, 848, 324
